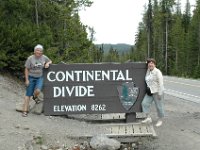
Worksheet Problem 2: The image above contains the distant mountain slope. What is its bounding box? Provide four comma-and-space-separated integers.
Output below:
95, 43, 133, 54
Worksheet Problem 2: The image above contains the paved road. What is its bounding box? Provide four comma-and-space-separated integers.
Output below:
164, 76, 200, 103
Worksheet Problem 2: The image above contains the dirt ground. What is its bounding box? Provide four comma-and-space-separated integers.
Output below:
140, 94, 200, 150
0, 74, 200, 150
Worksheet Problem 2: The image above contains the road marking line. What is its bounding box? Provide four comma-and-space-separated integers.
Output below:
164, 76, 200, 82
164, 80, 200, 88
165, 89, 200, 99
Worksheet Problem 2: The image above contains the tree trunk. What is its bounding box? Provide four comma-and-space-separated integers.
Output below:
165, 18, 168, 74
35, 0, 39, 28
198, 23, 200, 66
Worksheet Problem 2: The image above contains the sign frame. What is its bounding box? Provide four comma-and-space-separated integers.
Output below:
43, 62, 147, 116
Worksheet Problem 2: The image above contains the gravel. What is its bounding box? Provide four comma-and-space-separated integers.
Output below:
0, 73, 200, 150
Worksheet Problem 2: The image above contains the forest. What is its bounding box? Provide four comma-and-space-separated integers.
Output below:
0, 0, 200, 79
0, 0, 95, 74
132, 0, 200, 78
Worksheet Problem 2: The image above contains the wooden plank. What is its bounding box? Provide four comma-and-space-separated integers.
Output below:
116, 123, 153, 136
118, 125, 124, 135
139, 124, 149, 134
68, 113, 146, 121
70, 121, 157, 142
110, 126, 119, 134
133, 124, 141, 134
101, 113, 125, 120
101, 122, 151, 135
126, 125, 134, 135
115, 113, 125, 119
136, 112, 146, 119
147, 124, 157, 137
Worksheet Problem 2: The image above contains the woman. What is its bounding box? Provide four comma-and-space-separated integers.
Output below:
141, 58, 165, 127
22, 44, 52, 117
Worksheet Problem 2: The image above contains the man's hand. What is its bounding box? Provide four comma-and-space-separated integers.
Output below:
25, 80, 29, 87
44, 63, 50, 68
44, 61, 52, 68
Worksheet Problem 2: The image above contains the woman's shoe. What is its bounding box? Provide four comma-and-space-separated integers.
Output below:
22, 112, 28, 117
141, 117, 152, 123
155, 120, 163, 127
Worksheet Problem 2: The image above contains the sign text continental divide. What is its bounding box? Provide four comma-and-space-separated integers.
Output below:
43, 62, 147, 115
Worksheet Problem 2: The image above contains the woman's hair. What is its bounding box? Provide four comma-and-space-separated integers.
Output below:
147, 58, 156, 65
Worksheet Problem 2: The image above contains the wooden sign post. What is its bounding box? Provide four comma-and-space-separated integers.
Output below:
43, 62, 147, 122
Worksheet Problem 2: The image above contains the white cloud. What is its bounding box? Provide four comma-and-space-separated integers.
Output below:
79, 0, 196, 45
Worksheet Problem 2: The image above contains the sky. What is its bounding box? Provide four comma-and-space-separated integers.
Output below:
79, 0, 196, 45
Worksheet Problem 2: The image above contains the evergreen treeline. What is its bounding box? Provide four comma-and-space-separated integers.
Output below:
95, 0, 200, 79
132, 0, 200, 78
0, 0, 100, 74
1, 0, 200, 79
96, 44, 132, 54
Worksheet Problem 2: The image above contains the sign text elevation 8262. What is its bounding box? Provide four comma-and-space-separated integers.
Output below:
43, 62, 147, 115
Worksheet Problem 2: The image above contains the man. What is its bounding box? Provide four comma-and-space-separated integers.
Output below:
22, 44, 52, 117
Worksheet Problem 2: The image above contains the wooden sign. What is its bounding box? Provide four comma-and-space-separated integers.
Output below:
43, 62, 147, 115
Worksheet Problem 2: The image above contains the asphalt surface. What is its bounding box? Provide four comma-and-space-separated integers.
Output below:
164, 76, 200, 103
